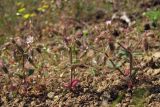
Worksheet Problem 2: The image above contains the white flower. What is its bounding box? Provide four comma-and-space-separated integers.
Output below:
105, 20, 112, 26
26, 36, 34, 44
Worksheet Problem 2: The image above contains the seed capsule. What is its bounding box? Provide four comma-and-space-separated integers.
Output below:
108, 37, 115, 52
143, 37, 149, 52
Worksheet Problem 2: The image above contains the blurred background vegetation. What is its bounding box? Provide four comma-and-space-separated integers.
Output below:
0, 0, 159, 44
0, 0, 110, 44
0, 0, 113, 44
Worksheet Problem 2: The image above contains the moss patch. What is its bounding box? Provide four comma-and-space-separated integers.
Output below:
111, 92, 125, 107
131, 88, 149, 107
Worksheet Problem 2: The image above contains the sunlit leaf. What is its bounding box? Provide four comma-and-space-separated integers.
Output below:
145, 10, 160, 22
42, 5, 49, 9
83, 30, 89, 36
23, 14, 31, 19
37, 7, 45, 12
18, 8, 26, 13
16, 2, 24, 7
30, 13, 36, 17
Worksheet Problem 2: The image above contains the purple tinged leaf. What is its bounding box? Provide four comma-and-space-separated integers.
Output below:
71, 79, 79, 89
63, 79, 79, 90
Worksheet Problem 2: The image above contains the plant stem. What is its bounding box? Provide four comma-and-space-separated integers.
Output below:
105, 52, 125, 76
22, 53, 26, 81
69, 47, 73, 84
117, 42, 133, 76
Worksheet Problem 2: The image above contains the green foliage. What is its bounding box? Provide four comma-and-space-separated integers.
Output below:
27, 69, 34, 76
89, 67, 97, 76
18, 8, 26, 13
0, 36, 7, 45
83, 30, 89, 37
145, 10, 160, 22
16, 1, 47, 20
117, 50, 129, 58
131, 88, 149, 107
107, 60, 122, 69
111, 92, 124, 107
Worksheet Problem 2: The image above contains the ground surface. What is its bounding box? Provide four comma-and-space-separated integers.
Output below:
0, 0, 160, 107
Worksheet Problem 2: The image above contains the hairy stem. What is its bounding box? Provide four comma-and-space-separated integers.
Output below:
118, 42, 133, 77
69, 47, 73, 84
105, 52, 125, 76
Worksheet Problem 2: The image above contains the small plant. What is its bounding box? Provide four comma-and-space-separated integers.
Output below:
63, 43, 79, 91
105, 42, 139, 89
144, 9, 160, 27
64, 78, 79, 90
12, 38, 36, 82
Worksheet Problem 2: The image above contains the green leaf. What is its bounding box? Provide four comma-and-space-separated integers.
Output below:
83, 30, 89, 36
37, 7, 45, 12
42, 5, 49, 9
145, 10, 160, 22
16, 2, 24, 7
117, 49, 129, 58
23, 14, 31, 19
18, 8, 26, 13
27, 69, 34, 76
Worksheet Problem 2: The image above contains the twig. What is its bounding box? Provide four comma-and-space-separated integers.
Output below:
117, 42, 129, 52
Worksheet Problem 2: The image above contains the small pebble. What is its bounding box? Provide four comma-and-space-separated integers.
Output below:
47, 92, 54, 99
